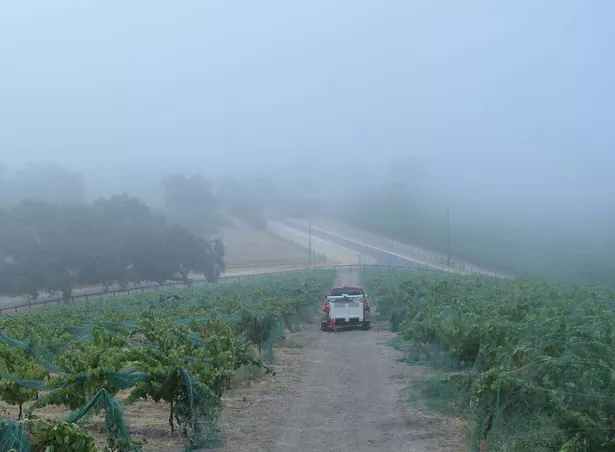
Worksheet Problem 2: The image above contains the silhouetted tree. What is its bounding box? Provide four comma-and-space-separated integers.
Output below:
0, 196, 225, 302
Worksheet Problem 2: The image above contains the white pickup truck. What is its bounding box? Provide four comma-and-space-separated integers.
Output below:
321, 285, 371, 332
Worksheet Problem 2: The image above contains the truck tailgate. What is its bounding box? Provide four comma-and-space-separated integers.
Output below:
327, 295, 364, 321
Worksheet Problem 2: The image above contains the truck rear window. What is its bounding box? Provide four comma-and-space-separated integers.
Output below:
330, 287, 363, 296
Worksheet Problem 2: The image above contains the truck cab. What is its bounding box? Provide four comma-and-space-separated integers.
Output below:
321, 286, 371, 332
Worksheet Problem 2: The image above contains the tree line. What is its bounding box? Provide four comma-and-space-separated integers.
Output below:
0, 195, 225, 303
0, 162, 310, 235
0, 161, 320, 304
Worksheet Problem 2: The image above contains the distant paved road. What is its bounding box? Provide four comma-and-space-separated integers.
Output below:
276, 220, 434, 269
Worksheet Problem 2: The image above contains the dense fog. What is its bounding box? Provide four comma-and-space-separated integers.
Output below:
1, 1, 614, 284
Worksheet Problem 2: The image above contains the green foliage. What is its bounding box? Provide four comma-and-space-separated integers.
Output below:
0, 201, 99, 302
0, 345, 47, 420
91, 195, 224, 284
0, 269, 336, 451
32, 328, 129, 411
0, 194, 225, 301
0, 418, 98, 452
188, 319, 264, 394
28, 419, 98, 452
126, 366, 220, 448
363, 268, 615, 452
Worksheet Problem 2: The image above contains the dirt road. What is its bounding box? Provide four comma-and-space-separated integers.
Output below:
218, 267, 462, 452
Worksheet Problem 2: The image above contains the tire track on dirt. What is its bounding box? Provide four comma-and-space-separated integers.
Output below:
271, 267, 460, 452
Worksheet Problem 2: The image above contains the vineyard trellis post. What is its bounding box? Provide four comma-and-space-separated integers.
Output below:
446, 206, 451, 266
308, 217, 312, 267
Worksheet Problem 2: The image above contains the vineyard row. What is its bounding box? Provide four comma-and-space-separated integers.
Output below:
0, 269, 336, 451
362, 268, 615, 452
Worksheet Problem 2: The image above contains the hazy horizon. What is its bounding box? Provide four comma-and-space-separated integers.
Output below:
2, 1, 614, 223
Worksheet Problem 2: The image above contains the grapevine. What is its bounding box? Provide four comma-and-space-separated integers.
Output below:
362, 267, 615, 452
0, 269, 336, 451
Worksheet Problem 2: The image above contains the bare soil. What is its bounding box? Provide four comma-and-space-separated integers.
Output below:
220, 221, 311, 263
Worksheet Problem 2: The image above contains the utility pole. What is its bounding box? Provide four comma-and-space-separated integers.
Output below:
308, 218, 312, 267
446, 207, 451, 266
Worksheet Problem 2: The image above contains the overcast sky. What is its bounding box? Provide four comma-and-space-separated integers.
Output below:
1, 1, 613, 211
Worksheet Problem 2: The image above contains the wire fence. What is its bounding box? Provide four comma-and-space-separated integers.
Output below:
224, 255, 327, 269
0, 263, 450, 315
0, 255, 328, 314
282, 219, 512, 279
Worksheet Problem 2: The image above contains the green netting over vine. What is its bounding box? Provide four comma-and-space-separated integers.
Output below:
67, 388, 138, 451
0, 418, 99, 452
0, 330, 60, 373
0, 419, 29, 452
176, 367, 223, 450
0, 268, 337, 451
363, 267, 615, 452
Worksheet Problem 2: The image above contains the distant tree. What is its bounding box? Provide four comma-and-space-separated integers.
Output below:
92, 194, 225, 284
89, 195, 157, 288
0, 201, 102, 302
182, 234, 225, 282
0, 195, 226, 302
162, 173, 228, 236
92, 195, 194, 284
1, 162, 85, 206
127, 224, 224, 284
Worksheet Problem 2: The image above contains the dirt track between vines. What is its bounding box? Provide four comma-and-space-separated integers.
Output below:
217, 267, 463, 452
0, 268, 466, 451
